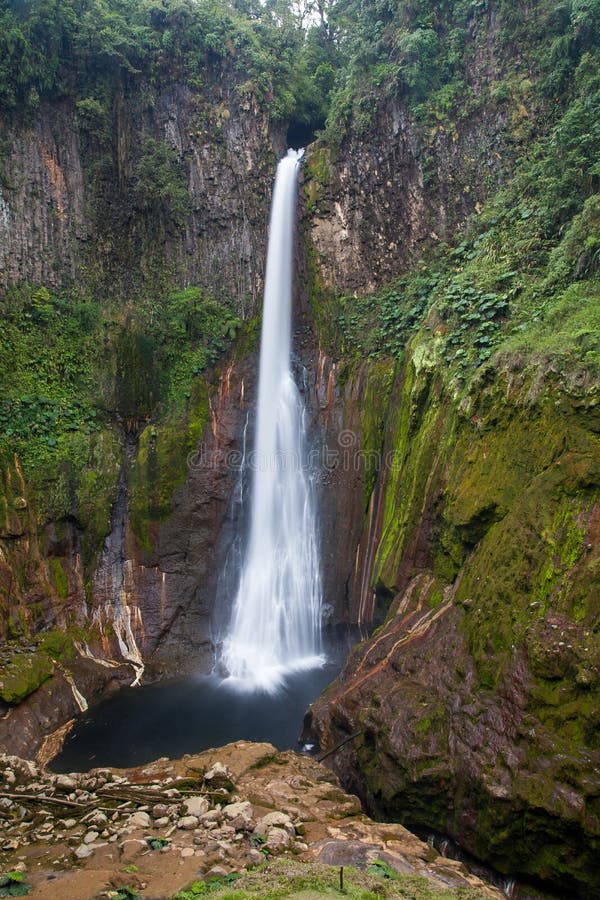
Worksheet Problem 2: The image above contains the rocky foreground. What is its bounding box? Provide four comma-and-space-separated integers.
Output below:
0, 741, 501, 899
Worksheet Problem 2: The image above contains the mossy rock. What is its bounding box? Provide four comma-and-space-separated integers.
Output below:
0, 651, 53, 704
129, 378, 209, 551
48, 558, 68, 600
39, 628, 76, 661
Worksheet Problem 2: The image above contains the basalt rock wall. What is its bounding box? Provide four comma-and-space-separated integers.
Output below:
0, 84, 281, 309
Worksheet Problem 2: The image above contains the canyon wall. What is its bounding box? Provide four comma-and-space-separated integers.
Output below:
1, 4, 599, 895
305, 352, 600, 897
0, 85, 280, 308
0, 77, 280, 740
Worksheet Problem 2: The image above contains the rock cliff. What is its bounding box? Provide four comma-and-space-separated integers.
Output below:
0, 72, 280, 707
0, 0, 598, 895
304, 355, 600, 897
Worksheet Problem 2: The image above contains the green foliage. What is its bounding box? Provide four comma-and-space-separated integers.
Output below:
76, 96, 111, 144
111, 887, 141, 900
172, 882, 208, 898
0, 284, 103, 476
147, 837, 170, 850
336, 273, 435, 359
366, 859, 399, 880
172, 874, 241, 898
134, 138, 191, 226
0, 872, 29, 898
130, 285, 242, 412
0, 0, 336, 136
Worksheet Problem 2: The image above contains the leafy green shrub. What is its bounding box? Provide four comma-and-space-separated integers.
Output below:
367, 859, 399, 880
336, 273, 434, 359
147, 837, 170, 850
76, 97, 111, 143
0, 871, 30, 897
111, 887, 141, 900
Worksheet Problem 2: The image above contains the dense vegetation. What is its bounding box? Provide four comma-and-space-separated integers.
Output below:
0, 281, 240, 533
324, 0, 600, 135
0, 0, 336, 131
0, 0, 598, 591
329, 0, 600, 389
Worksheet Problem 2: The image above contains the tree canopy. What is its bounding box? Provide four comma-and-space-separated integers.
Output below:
0, 0, 337, 130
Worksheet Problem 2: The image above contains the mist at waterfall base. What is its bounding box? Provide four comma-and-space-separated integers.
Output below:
50, 630, 356, 773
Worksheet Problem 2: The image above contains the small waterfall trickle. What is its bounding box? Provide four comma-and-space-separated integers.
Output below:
221, 150, 323, 692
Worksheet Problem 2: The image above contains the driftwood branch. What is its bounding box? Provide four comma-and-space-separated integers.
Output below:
98, 787, 169, 805
0, 791, 88, 809
0, 781, 228, 816
317, 730, 362, 763
0, 791, 128, 814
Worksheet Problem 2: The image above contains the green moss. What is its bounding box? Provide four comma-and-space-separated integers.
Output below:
374, 362, 458, 591
360, 358, 395, 509
48, 558, 68, 600
0, 650, 53, 704
39, 628, 76, 661
303, 234, 340, 352
428, 587, 443, 609
456, 460, 598, 687
233, 317, 261, 360
432, 524, 465, 583
75, 427, 122, 569
368, 349, 599, 684
304, 145, 334, 217
129, 379, 209, 551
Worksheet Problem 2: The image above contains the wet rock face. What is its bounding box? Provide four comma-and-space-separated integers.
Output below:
0, 657, 132, 761
304, 361, 600, 897
0, 103, 88, 288
301, 347, 377, 624
306, 582, 600, 898
90, 354, 259, 677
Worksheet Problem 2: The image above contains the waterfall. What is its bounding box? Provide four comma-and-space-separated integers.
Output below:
221, 150, 323, 692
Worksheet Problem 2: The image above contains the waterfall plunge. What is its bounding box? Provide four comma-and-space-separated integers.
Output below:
221, 150, 323, 693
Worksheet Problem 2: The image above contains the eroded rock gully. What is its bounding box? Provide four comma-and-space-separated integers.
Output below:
0, 741, 500, 899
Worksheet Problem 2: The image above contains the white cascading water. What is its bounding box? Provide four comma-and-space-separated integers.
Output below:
221, 150, 323, 692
